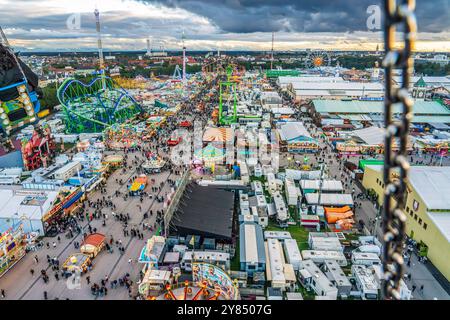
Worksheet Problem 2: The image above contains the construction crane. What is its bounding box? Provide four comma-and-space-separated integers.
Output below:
271, 32, 274, 70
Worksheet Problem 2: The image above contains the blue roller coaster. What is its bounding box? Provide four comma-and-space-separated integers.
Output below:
57, 76, 143, 133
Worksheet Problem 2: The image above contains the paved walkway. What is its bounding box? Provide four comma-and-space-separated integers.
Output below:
0, 82, 211, 300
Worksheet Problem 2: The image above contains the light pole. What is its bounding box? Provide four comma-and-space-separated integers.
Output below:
315, 161, 325, 215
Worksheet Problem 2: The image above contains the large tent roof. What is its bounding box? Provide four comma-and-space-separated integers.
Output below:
278, 122, 312, 141
313, 100, 450, 115
171, 184, 234, 241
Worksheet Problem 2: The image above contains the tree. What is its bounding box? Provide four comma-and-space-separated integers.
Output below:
39, 83, 59, 111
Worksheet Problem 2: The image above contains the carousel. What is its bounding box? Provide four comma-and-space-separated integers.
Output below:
142, 152, 166, 173
104, 124, 140, 150
140, 263, 240, 301
103, 154, 124, 168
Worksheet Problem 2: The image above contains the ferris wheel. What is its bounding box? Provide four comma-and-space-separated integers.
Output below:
305, 51, 331, 69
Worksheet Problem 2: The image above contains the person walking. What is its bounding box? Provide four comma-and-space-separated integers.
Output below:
43, 291, 48, 300
86, 276, 91, 285
30, 269, 35, 276
1, 289, 5, 298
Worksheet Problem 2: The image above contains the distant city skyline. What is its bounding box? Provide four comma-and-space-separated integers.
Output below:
1, 0, 449, 52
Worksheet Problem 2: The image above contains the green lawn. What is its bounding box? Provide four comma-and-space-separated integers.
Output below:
295, 285, 316, 300
266, 221, 310, 251
250, 175, 267, 184
230, 240, 240, 271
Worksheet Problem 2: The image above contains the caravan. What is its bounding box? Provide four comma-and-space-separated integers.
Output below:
251, 181, 264, 196
351, 252, 381, 266
273, 192, 288, 224
351, 264, 380, 300
284, 178, 300, 206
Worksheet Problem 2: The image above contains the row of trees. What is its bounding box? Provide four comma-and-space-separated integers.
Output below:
414, 62, 450, 77
39, 83, 59, 111
119, 63, 202, 78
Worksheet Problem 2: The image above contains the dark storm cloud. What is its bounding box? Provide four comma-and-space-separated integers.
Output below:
147, 0, 449, 33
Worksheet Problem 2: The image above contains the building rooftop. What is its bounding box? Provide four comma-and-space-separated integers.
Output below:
427, 212, 450, 243
278, 122, 312, 141
240, 221, 266, 264
408, 166, 450, 210
313, 100, 450, 115
351, 126, 385, 145
266, 239, 286, 283
300, 180, 343, 192
0, 189, 59, 232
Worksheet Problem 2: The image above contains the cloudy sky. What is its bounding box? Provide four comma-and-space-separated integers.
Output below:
1, 0, 449, 52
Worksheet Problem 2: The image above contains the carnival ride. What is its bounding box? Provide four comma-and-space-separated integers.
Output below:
57, 76, 143, 134
21, 124, 56, 171
0, 27, 41, 138
157, 281, 222, 300
218, 65, 238, 126
142, 153, 166, 173
146, 263, 240, 300
305, 50, 331, 69
129, 174, 148, 195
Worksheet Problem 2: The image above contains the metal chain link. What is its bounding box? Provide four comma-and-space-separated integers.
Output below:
382, 0, 417, 300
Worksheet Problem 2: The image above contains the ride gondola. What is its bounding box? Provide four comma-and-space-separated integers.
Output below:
0, 32, 42, 138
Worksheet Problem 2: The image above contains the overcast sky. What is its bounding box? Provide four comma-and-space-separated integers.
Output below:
1, 0, 449, 52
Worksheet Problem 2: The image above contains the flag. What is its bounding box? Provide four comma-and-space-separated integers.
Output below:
189, 236, 195, 247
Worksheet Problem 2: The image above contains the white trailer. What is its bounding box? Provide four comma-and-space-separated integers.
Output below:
283, 239, 302, 271
351, 264, 379, 300
251, 181, 264, 196
301, 250, 348, 267
273, 192, 288, 222
285, 178, 299, 206
299, 260, 338, 299
254, 164, 263, 177
351, 252, 381, 266
256, 194, 267, 208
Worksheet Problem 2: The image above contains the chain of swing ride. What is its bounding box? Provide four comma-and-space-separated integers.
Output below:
382, 0, 416, 300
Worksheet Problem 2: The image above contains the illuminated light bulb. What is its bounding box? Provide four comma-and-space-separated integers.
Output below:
0, 113, 6, 119
0, 108, 4, 113
21, 93, 28, 99
25, 105, 32, 111
3, 119, 10, 125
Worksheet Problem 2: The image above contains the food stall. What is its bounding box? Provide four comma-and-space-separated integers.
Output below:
63, 253, 91, 274
0, 225, 26, 277
80, 233, 106, 258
